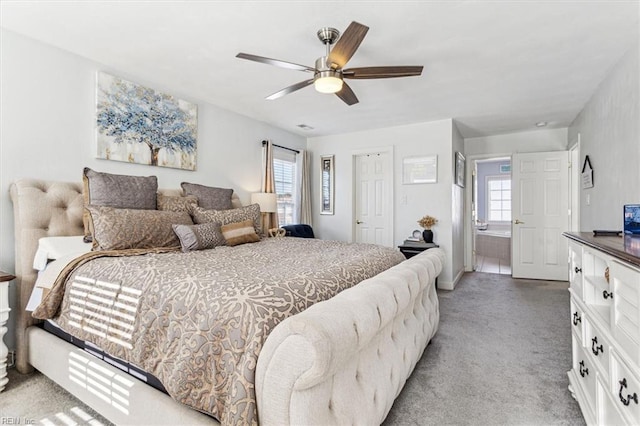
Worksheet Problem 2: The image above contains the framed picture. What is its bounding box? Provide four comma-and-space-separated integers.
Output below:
402, 155, 437, 184
455, 152, 465, 187
96, 72, 197, 170
320, 155, 335, 215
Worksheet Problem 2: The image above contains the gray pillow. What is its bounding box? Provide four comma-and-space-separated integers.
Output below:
181, 182, 233, 210
82, 168, 158, 241
84, 168, 157, 208
172, 222, 225, 252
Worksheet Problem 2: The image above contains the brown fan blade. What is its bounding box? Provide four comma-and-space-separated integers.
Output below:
335, 82, 359, 106
266, 79, 314, 100
343, 66, 423, 79
236, 53, 316, 73
327, 21, 369, 69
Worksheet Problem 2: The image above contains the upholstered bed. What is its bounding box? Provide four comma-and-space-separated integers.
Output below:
9, 178, 444, 425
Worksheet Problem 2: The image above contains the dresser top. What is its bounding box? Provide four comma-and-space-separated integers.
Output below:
0, 271, 16, 282
563, 232, 640, 268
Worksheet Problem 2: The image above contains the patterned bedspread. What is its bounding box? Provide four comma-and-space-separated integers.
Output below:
32, 237, 405, 425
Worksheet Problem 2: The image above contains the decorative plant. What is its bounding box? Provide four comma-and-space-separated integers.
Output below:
417, 215, 438, 230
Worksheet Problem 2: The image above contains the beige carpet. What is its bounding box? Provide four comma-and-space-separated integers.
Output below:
2, 272, 584, 425
2, 367, 111, 425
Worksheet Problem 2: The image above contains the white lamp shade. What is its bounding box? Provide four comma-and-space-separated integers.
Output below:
251, 192, 278, 213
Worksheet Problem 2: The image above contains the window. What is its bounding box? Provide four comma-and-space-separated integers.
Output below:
273, 148, 298, 226
487, 176, 511, 222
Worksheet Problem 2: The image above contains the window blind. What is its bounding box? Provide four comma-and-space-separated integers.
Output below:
273, 147, 298, 226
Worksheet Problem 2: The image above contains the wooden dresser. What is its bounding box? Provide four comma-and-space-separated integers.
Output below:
563, 232, 640, 425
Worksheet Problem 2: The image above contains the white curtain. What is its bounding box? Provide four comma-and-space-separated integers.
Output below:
261, 140, 279, 232
297, 149, 312, 226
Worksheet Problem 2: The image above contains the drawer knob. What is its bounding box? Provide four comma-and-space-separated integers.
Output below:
591, 337, 603, 356
573, 312, 581, 326
574, 266, 582, 274
579, 360, 589, 378
618, 378, 639, 406
603, 290, 614, 300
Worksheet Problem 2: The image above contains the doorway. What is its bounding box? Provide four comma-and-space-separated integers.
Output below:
473, 157, 512, 275
352, 147, 394, 247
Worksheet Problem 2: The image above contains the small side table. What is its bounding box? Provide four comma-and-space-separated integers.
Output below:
398, 241, 439, 259
398, 242, 440, 289
0, 270, 15, 393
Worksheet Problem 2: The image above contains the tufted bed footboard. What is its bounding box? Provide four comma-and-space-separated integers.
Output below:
256, 248, 444, 425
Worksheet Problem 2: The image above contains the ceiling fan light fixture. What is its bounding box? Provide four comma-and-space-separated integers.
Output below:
314, 75, 343, 94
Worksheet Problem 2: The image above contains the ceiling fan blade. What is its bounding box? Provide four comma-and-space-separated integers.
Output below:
266, 79, 314, 100
236, 53, 316, 73
335, 82, 359, 106
327, 21, 369, 69
343, 66, 424, 79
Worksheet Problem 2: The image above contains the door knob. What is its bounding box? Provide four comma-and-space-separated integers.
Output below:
356, 220, 364, 224
514, 219, 525, 224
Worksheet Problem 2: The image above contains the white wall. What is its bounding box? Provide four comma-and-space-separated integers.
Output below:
0, 30, 306, 351
307, 119, 463, 289
451, 123, 465, 287
464, 127, 568, 156
568, 43, 640, 231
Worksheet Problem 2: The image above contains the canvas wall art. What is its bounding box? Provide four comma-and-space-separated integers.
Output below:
96, 72, 197, 170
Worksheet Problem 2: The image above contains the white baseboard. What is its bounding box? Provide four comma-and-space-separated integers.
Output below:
438, 268, 465, 291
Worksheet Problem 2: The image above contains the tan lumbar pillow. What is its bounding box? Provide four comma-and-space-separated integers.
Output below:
221, 219, 260, 246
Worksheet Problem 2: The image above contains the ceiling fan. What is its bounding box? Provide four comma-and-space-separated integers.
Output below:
236, 21, 423, 106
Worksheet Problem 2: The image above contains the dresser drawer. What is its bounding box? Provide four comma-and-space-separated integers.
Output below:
598, 375, 628, 426
610, 351, 640, 424
611, 260, 640, 365
585, 317, 610, 381
573, 344, 597, 409
569, 241, 584, 298
571, 299, 584, 345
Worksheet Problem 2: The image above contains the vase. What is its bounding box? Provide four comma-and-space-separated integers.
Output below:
422, 229, 433, 243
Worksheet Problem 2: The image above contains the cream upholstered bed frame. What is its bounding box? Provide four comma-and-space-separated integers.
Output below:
10, 178, 444, 425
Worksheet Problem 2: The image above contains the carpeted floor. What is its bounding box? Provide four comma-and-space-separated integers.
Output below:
2, 272, 584, 425
384, 272, 584, 426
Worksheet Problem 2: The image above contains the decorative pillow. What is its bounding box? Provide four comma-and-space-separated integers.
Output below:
87, 205, 192, 251
191, 204, 262, 235
82, 168, 158, 241
172, 222, 225, 252
157, 193, 198, 212
221, 220, 260, 246
181, 182, 233, 210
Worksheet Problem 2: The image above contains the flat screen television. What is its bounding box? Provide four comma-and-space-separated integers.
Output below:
624, 204, 640, 235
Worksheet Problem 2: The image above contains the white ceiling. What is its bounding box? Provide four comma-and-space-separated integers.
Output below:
1, 1, 638, 138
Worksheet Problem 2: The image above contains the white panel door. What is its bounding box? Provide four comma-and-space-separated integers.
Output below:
354, 152, 392, 246
512, 151, 569, 280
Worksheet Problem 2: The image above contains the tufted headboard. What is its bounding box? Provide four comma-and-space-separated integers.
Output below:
9, 178, 241, 373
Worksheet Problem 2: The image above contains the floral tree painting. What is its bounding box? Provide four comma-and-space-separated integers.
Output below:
96, 72, 197, 170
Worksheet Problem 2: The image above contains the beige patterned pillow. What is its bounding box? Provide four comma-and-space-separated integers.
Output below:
82, 168, 158, 242
157, 194, 198, 212
221, 220, 260, 246
191, 204, 262, 235
87, 205, 193, 250
172, 222, 225, 252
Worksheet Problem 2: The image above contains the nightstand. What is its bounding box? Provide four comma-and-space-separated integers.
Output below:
0, 270, 15, 393
398, 241, 439, 259
398, 242, 440, 289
